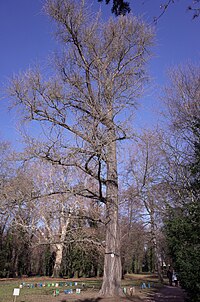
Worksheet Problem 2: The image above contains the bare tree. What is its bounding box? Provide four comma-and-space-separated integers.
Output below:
162, 63, 200, 301
165, 64, 200, 149
161, 63, 200, 200
125, 130, 168, 282
8, 0, 153, 295
21, 160, 100, 278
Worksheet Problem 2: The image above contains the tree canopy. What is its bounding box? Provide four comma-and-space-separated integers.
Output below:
98, 0, 200, 19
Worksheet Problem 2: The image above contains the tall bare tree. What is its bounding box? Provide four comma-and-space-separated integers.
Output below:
8, 0, 153, 295
125, 131, 168, 281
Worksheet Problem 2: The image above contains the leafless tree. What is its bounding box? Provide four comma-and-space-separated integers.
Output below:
164, 64, 200, 149
8, 0, 153, 295
125, 130, 168, 282
20, 160, 103, 278
160, 63, 200, 212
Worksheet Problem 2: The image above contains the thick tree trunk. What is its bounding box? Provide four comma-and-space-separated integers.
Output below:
52, 243, 63, 278
52, 214, 70, 278
100, 130, 122, 296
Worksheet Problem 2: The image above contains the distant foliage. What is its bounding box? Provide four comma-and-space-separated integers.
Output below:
165, 201, 200, 302
98, 0, 130, 16
98, 0, 200, 19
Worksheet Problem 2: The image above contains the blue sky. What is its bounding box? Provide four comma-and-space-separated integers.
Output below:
0, 0, 199, 149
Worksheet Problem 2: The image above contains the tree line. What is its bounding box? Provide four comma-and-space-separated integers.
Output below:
0, 0, 199, 300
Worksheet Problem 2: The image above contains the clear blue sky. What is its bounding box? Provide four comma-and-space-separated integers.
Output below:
0, 0, 199, 149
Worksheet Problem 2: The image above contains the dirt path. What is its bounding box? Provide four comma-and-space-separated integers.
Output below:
71, 286, 187, 302
150, 285, 187, 302
40, 286, 187, 302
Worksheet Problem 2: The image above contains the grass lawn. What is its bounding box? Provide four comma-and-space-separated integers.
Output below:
0, 280, 52, 302
0, 274, 162, 302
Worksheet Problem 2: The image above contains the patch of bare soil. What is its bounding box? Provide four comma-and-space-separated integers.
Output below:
65, 296, 143, 302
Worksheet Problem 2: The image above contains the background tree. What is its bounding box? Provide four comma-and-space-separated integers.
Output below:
0, 140, 35, 277
164, 63, 200, 301
0, 140, 14, 277
124, 131, 168, 282
119, 181, 146, 275
0, 151, 105, 277
15, 158, 103, 278
8, 0, 153, 295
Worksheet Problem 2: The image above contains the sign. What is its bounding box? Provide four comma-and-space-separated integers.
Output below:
13, 288, 20, 296
76, 288, 81, 294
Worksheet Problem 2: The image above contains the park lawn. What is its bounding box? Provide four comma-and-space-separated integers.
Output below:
0, 281, 52, 302
0, 275, 160, 302
0, 278, 101, 302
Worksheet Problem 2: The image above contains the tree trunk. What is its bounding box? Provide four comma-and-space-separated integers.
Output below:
11, 248, 19, 277
52, 243, 63, 278
151, 215, 163, 283
153, 236, 163, 283
100, 129, 122, 296
52, 211, 70, 278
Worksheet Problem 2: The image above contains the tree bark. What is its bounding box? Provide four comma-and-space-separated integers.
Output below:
52, 243, 63, 278
52, 213, 70, 278
151, 215, 163, 283
100, 128, 122, 296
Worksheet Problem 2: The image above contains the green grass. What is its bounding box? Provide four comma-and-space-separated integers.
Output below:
0, 279, 101, 302
0, 281, 53, 302
0, 275, 159, 302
